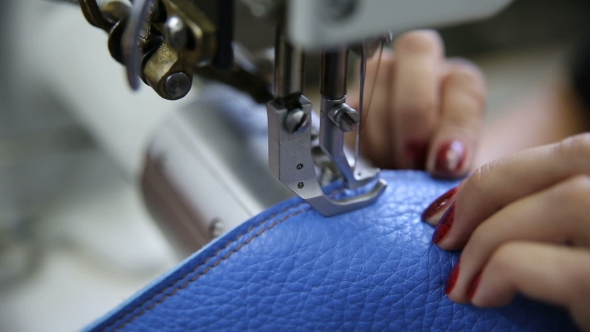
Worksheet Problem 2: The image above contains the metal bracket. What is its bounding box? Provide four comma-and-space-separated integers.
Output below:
320, 97, 379, 190
267, 96, 386, 217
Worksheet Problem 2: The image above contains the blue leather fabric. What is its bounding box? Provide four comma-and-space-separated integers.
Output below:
87, 171, 576, 331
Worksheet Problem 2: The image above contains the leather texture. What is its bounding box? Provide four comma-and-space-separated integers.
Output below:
86, 171, 576, 331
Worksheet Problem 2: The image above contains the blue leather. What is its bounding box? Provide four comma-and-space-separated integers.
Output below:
86, 171, 576, 331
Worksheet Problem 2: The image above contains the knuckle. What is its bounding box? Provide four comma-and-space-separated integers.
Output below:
488, 242, 521, 275
444, 108, 482, 132
447, 57, 481, 71
398, 99, 437, 119
395, 30, 443, 55
447, 58, 484, 83
557, 133, 590, 160
460, 160, 504, 210
445, 60, 487, 109
467, 162, 495, 194
555, 175, 590, 207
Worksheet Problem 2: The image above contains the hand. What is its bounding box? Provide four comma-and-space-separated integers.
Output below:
348, 30, 486, 178
422, 133, 590, 330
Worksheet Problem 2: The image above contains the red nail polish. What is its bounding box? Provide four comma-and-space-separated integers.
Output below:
422, 187, 458, 220
468, 273, 482, 300
405, 140, 428, 169
445, 260, 460, 295
435, 141, 466, 175
432, 202, 455, 244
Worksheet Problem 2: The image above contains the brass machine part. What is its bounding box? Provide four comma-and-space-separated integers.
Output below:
143, 0, 217, 100
76, 0, 273, 102
76, 0, 216, 100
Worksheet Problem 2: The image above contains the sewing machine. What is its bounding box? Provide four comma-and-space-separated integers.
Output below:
51, 0, 512, 253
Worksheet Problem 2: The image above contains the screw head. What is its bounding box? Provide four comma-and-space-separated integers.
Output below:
210, 218, 225, 238
165, 15, 188, 49
297, 182, 305, 189
297, 163, 304, 170
334, 105, 359, 132
164, 72, 191, 99
284, 108, 310, 134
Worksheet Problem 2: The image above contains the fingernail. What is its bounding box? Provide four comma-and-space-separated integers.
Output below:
435, 141, 466, 175
468, 273, 482, 300
405, 140, 428, 169
422, 187, 458, 221
432, 202, 455, 244
445, 260, 460, 295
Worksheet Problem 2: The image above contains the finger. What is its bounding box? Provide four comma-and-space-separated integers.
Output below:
391, 30, 444, 169
433, 133, 590, 250
446, 175, 590, 303
464, 242, 590, 330
426, 58, 486, 178
348, 49, 396, 168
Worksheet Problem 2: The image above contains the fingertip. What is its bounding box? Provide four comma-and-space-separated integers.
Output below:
395, 30, 444, 56
432, 202, 456, 248
422, 187, 458, 225
427, 139, 469, 178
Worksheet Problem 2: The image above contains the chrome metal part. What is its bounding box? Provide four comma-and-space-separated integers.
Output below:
123, 0, 155, 90
284, 108, 309, 134
320, 97, 378, 190
274, 26, 304, 99
164, 72, 192, 99
165, 15, 189, 49
268, 26, 386, 216
320, 50, 348, 100
267, 96, 386, 217
326, 99, 359, 133
318, 48, 382, 190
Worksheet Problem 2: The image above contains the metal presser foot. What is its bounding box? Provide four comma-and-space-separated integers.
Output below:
267, 27, 386, 217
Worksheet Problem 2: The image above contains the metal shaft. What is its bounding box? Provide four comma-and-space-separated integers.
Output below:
320, 50, 348, 100
274, 26, 304, 100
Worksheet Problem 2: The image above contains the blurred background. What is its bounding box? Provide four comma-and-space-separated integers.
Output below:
0, 0, 588, 331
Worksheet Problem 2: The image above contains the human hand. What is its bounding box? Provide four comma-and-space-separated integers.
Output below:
348, 30, 486, 178
422, 133, 590, 330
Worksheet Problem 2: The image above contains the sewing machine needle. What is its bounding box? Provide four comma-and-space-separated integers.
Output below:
355, 54, 367, 169
355, 42, 385, 170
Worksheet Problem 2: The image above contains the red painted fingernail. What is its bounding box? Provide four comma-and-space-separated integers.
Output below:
468, 272, 482, 300
435, 141, 466, 175
422, 187, 458, 220
432, 202, 455, 244
445, 260, 460, 295
405, 140, 428, 169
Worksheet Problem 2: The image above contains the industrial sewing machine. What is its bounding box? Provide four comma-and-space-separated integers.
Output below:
43, 0, 513, 253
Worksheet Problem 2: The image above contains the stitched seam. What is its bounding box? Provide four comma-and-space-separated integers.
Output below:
106, 202, 310, 331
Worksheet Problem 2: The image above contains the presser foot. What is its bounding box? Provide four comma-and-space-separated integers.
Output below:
319, 96, 380, 190
267, 96, 386, 217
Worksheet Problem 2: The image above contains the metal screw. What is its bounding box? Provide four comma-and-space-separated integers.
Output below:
210, 218, 225, 238
165, 15, 188, 49
164, 72, 191, 99
284, 108, 310, 134
297, 164, 304, 170
297, 182, 305, 189
332, 105, 359, 132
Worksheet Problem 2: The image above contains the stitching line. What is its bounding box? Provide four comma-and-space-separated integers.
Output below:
106, 201, 311, 331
